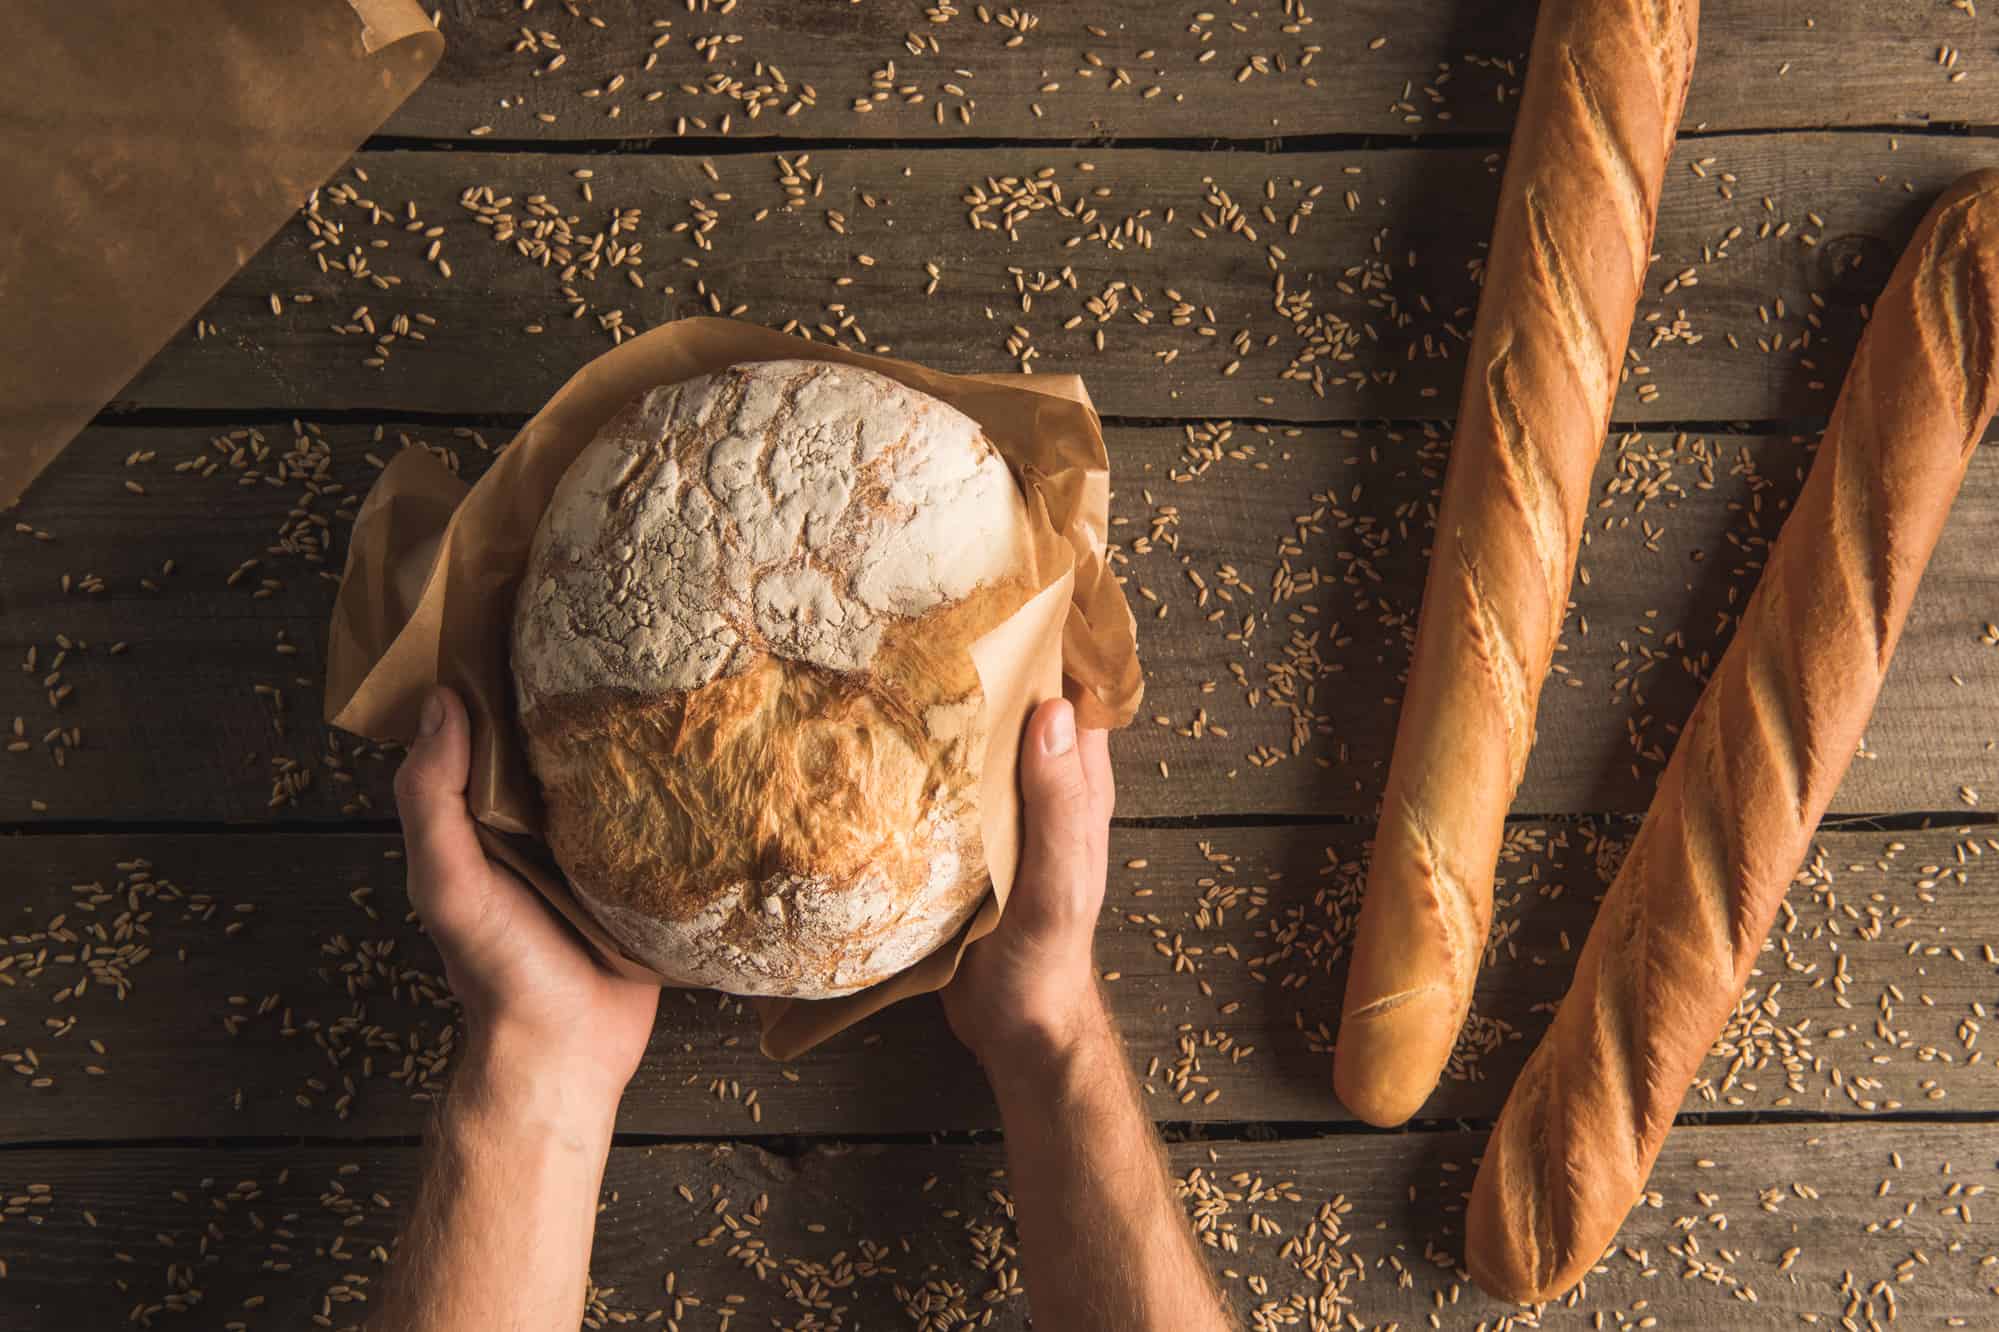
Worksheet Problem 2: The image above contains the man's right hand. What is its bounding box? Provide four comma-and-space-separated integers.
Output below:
941, 698, 1236, 1330
941, 697, 1115, 1068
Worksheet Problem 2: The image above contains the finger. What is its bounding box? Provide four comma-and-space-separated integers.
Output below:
1076, 727, 1114, 820
392, 688, 493, 920
1019, 697, 1090, 829
1014, 699, 1103, 923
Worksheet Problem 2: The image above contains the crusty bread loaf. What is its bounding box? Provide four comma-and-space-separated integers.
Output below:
511, 359, 1037, 998
1466, 170, 1999, 1305
1334, 0, 1699, 1128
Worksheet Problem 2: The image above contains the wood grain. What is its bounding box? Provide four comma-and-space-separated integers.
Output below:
8, 422, 1998, 824
103, 133, 1999, 422
0, 824, 1991, 1140
390, 0, 1999, 141
0, 1122, 1992, 1330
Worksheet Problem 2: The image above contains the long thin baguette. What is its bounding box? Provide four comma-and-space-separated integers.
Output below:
1334, 0, 1699, 1128
1466, 169, 1999, 1305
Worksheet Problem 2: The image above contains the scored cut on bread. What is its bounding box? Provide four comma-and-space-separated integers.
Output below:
1334, 0, 1700, 1128
1466, 169, 1999, 1305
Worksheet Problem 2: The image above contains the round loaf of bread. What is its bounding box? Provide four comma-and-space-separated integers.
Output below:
511, 359, 1037, 998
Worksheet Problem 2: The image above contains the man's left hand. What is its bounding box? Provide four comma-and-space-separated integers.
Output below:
394, 686, 660, 1111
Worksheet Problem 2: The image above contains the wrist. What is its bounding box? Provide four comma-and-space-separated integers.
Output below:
452, 1027, 625, 1145
973, 983, 1114, 1083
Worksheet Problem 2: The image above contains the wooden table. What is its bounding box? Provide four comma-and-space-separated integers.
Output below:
4, 4, 1997, 1328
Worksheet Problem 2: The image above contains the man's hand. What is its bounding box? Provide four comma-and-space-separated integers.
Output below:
942, 698, 1234, 1331
943, 697, 1114, 1066
373, 686, 662, 1332
394, 685, 660, 1107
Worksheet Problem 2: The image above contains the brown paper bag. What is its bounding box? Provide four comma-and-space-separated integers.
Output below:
0, 0, 443, 508
325, 319, 1144, 1058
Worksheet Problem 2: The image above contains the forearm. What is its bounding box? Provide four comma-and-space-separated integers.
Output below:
983, 998, 1233, 1331
370, 1044, 617, 1332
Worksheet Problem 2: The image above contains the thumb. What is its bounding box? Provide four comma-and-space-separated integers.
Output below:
392, 687, 493, 923
1015, 699, 1100, 906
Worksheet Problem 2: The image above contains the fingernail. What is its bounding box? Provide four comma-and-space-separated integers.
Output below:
1042, 701, 1075, 756
419, 689, 445, 737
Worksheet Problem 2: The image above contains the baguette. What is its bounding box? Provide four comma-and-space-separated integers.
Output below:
1334, 0, 1699, 1127
1466, 169, 1999, 1305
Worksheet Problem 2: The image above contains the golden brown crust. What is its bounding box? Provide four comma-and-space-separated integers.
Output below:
522, 579, 1024, 928
1334, 0, 1700, 1129
1466, 170, 1999, 1305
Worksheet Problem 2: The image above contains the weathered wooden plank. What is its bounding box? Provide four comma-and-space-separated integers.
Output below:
0, 1122, 1992, 1330
109, 133, 1999, 421
1115, 420, 1999, 820
1, 824, 1991, 1140
393, 0, 1999, 141
8, 422, 1999, 824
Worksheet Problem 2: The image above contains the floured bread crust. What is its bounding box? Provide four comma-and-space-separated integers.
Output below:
511, 359, 1035, 997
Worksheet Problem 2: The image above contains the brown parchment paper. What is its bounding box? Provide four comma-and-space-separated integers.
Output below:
0, 0, 443, 509
325, 318, 1144, 1059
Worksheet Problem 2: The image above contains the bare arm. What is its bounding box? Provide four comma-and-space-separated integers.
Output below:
986, 996, 1226, 1329
945, 701, 1233, 1332
380, 1046, 617, 1330
371, 688, 661, 1332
